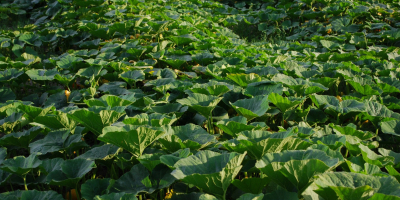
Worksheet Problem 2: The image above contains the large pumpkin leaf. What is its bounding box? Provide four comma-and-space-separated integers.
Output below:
304, 172, 400, 200
67, 109, 124, 136
230, 95, 269, 120
98, 126, 164, 157
171, 151, 247, 199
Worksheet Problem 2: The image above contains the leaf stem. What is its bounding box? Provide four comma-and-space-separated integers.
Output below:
208, 111, 214, 134
75, 184, 81, 200
23, 176, 28, 190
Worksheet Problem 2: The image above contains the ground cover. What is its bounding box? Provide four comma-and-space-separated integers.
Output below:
1, 0, 400, 199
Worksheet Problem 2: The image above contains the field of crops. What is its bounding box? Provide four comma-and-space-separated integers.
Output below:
1, 0, 400, 199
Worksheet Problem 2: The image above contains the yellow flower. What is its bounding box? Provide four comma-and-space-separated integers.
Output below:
165, 189, 174, 199
65, 90, 71, 102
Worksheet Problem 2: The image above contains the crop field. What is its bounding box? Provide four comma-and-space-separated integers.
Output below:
1, 0, 400, 199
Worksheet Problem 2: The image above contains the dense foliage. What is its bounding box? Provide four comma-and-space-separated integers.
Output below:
1, 0, 400, 199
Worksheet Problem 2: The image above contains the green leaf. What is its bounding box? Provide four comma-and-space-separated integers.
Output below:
332, 17, 359, 33
32, 112, 77, 131
40, 158, 64, 174
81, 178, 113, 200
20, 190, 64, 200
170, 34, 199, 45
347, 77, 381, 96
385, 165, 400, 183
76, 144, 120, 161
256, 149, 340, 169
76, 65, 104, 78
0, 147, 6, 165
67, 109, 124, 136
160, 148, 192, 169
0, 126, 42, 149
345, 156, 382, 175
159, 124, 216, 152
93, 192, 137, 200
163, 54, 192, 69
331, 124, 375, 140
177, 93, 223, 118
0, 153, 42, 176
262, 159, 330, 194
272, 74, 328, 95
0, 88, 16, 103
54, 74, 75, 87
311, 134, 346, 150
362, 100, 397, 126
56, 55, 83, 69
232, 177, 271, 194
239, 137, 311, 159
172, 151, 247, 199
25, 69, 59, 81
369, 193, 400, 200
244, 81, 284, 97
169, 193, 218, 200
105, 95, 134, 107
123, 113, 177, 127
119, 70, 145, 87
263, 186, 299, 200
379, 148, 400, 168
0, 69, 24, 82
230, 95, 269, 120
43, 90, 81, 109
308, 172, 400, 200
237, 193, 264, 200
227, 73, 262, 87
269, 93, 303, 113
98, 126, 164, 158
29, 129, 87, 155
138, 153, 163, 171
18, 104, 54, 122
111, 164, 175, 194
380, 120, 400, 137
310, 94, 365, 115
359, 144, 394, 167
320, 40, 341, 51
47, 158, 96, 187
190, 85, 231, 97
19, 34, 39, 45
0, 113, 23, 134
216, 121, 257, 138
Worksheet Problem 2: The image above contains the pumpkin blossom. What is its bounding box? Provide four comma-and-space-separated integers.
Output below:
165, 189, 175, 199
65, 90, 71, 102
